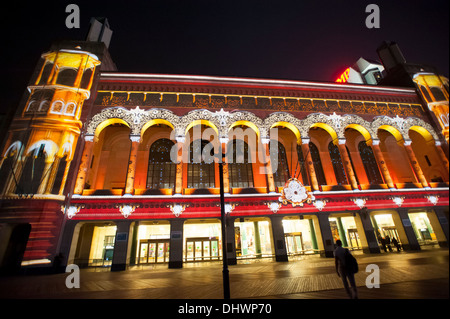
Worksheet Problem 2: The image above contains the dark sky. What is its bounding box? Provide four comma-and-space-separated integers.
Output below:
1, 0, 448, 114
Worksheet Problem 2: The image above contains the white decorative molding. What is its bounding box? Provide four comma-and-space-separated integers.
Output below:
313, 200, 327, 211
62, 205, 81, 219
170, 204, 186, 217
268, 202, 282, 213
392, 196, 404, 207
353, 198, 366, 209
84, 135, 95, 142
119, 204, 136, 218
224, 203, 235, 214
129, 135, 141, 143
84, 107, 440, 151
426, 195, 439, 206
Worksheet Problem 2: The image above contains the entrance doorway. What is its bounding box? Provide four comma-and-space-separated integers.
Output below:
185, 237, 219, 261
284, 232, 303, 255
347, 229, 361, 249
138, 240, 170, 264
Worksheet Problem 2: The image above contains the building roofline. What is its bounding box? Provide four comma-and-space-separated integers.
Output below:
99, 72, 417, 94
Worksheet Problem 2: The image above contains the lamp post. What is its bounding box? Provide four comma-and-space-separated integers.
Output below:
218, 148, 230, 299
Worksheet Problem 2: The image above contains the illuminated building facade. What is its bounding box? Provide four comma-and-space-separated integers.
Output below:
0, 29, 448, 273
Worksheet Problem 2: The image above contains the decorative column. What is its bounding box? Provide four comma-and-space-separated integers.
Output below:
37, 159, 54, 194
174, 136, 184, 195
226, 216, 237, 265
308, 219, 319, 252
57, 159, 72, 195
124, 135, 141, 195
74, 135, 95, 194
336, 217, 348, 247
44, 156, 61, 194
404, 140, 430, 188
111, 220, 133, 271
396, 208, 420, 251
220, 137, 230, 193
316, 212, 335, 257
270, 215, 288, 262
301, 138, 319, 192
169, 218, 185, 268
337, 138, 358, 190
261, 138, 276, 193
435, 141, 449, 176
371, 139, 395, 189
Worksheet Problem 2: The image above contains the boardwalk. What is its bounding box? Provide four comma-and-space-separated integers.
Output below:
0, 249, 448, 299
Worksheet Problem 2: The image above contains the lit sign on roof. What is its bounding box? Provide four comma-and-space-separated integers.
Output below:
336, 68, 350, 83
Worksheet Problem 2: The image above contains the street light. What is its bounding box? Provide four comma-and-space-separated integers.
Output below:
218, 147, 230, 299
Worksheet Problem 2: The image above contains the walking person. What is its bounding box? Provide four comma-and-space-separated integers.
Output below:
380, 236, 387, 252
334, 240, 358, 299
392, 237, 401, 252
385, 235, 393, 252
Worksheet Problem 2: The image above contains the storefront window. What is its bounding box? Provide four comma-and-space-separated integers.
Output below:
408, 212, 437, 245
137, 224, 170, 264
329, 216, 361, 249
184, 221, 221, 262
88, 225, 117, 266
282, 218, 315, 254
235, 219, 272, 258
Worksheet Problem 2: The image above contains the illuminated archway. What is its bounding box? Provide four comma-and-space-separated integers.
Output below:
185, 119, 219, 136
229, 120, 260, 139
94, 118, 131, 139
408, 126, 435, 145
270, 121, 301, 144
378, 125, 404, 144
140, 119, 175, 139
310, 123, 339, 144
345, 124, 373, 144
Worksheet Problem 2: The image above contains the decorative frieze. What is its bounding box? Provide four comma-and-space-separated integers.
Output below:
85, 106, 439, 143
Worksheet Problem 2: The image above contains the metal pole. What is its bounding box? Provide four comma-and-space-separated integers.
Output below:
219, 151, 230, 299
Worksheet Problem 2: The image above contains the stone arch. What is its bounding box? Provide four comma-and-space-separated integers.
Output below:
264, 112, 304, 140
86, 107, 133, 137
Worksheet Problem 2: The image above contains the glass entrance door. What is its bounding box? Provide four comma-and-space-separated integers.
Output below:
285, 232, 303, 255
347, 229, 361, 249
138, 240, 170, 264
139, 242, 149, 264
185, 237, 220, 261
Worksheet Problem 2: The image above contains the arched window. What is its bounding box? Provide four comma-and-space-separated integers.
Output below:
296, 145, 309, 186
328, 141, 348, 185
80, 68, 93, 89
147, 139, 176, 190
38, 62, 53, 85
358, 141, 384, 184
56, 68, 77, 87
188, 139, 215, 189
0, 156, 15, 194
16, 154, 46, 195
270, 140, 290, 188
309, 142, 327, 186
227, 139, 254, 188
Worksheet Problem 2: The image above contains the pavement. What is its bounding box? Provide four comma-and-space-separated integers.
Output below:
0, 248, 448, 300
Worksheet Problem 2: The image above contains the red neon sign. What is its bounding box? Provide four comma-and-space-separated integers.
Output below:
336, 67, 350, 83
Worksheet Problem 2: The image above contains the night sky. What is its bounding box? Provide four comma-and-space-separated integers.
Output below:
0, 0, 448, 114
